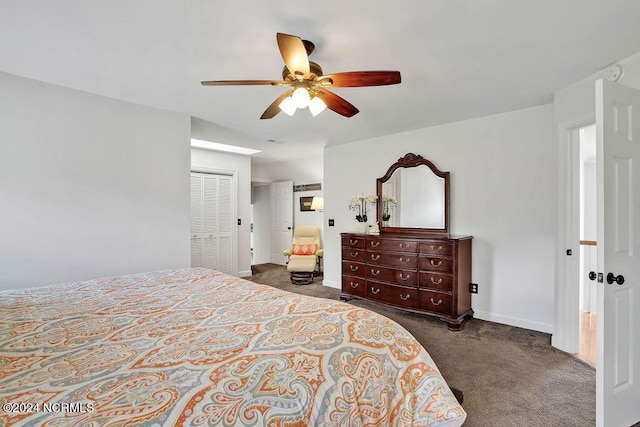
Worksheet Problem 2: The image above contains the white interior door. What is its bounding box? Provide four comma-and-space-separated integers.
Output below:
270, 181, 293, 265
595, 78, 640, 427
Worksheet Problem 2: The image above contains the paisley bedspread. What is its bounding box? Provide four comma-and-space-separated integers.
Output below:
0, 268, 466, 426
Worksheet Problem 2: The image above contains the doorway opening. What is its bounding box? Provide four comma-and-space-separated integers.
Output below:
576, 123, 597, 366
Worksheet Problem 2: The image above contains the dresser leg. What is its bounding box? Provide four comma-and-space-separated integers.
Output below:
444, 312, 473, 331
445, 320, 463, 331
340, 294, 354, 302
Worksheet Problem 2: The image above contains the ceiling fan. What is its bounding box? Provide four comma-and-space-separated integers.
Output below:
201, 33, 401, 119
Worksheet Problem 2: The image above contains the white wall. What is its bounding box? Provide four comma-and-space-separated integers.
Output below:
0, 72, 191, 290
555, 51, 640, 125
191, 148, 252, 277
252, 154, 323, 184
324, 104, 557, 332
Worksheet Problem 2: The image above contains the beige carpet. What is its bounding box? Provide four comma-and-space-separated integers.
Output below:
248, 263, 596, 427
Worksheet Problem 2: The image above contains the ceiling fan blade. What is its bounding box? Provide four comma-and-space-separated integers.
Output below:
201, 80, 285, 86
315, 89, 359, 117
317, 71, 401, 87
260, 90, 294, 120
276, 33, 310, 78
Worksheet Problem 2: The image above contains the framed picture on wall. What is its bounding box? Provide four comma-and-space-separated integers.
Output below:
300, 196, 314, 211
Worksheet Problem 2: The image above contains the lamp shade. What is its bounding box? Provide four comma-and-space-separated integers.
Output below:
310, 196, 324, 211
309, 96, 327, 116
278, 96, 297, 116
292, 87, 311, 108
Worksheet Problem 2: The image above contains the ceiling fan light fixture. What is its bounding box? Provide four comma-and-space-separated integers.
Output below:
309, 96, 327, 116
278, 96, 297, 116
292, 87, 311, 108
203, 33, 401, 119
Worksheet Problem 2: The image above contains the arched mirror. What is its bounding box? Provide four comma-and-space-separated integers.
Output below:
376, 153, 449, 234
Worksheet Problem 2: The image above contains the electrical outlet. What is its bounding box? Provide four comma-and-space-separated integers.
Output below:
469, 283, 478, 294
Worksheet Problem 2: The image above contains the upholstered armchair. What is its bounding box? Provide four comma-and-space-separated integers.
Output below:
283, 225, 323, 285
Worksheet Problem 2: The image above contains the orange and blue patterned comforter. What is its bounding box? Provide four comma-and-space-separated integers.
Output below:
0, 268, 466, 426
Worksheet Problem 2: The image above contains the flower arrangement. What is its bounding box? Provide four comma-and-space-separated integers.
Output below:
349, 193, 378, 222
381, 196, 397, 221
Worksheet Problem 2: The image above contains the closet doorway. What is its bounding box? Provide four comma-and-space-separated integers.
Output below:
190, 171, 236, 274
576, 124, 597, 366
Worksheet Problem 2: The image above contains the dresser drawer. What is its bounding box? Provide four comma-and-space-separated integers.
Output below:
367, 281, 418, 309
419, 272, 453, 292
366, 265, 418, 286
342, 261, 366, 277
342, 235, 365, 249
342, 247, 367, 263
366, 237, 418, 253
342, 276, 366, 297
419, 256, 453, 273
420, 241, 453, 256
367, 251, 418, 269
419, 290, 453, 315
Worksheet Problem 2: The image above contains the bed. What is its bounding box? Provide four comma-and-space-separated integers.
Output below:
0, 268, 466, 426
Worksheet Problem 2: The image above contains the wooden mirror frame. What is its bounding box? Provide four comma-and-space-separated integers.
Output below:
376, 153, 450, 234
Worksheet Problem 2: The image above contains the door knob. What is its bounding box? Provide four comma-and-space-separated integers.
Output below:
606, 272, 625, 285
588, 271, 597, 281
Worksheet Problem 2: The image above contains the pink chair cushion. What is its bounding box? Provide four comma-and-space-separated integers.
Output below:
292, 243, 318, 255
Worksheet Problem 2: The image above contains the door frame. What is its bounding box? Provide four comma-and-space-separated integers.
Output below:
553, 114, 595, 353
191, 166, 239, 276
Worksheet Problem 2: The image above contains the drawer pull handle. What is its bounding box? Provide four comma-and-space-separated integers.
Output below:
432, 245, 443, 252
371, 269, 380, 276
371, 254, 380, 261
349, 239, 359, 245
400, 257, 410, 264
350, 282, 359, 288
400, 294, 411, 301
350, 265, 359, 272
371, 287, 381, 295
430, 277, 443, 285
430, 298, 443, 306
350, 251, 359, 257
430, 259, 443, 268
399, 273, 410, 281
370, 241, 380, 247
399, 243, 410, 249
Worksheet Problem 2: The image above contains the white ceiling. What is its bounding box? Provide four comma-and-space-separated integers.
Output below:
2, 1, 640, 166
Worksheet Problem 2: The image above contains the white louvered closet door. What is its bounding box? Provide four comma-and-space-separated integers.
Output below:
190, 172, 234, 274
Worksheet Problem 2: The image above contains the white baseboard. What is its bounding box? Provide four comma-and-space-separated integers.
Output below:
237, 270, 252, 278
473, 310, 553, 334
322, 280, 340, 290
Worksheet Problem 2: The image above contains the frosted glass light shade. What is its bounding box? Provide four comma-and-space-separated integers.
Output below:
292, 87, 311, 108
309, 97, 327, 116
278, 96, 297, 116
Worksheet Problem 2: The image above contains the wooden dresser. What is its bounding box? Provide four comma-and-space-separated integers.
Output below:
341, 231, 473, 330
